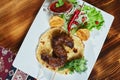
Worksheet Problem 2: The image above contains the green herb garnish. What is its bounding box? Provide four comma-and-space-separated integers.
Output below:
82, 5, 104, 30
56, 0, 64, 7
68, 0, 78, 4
59, 57, 87, 74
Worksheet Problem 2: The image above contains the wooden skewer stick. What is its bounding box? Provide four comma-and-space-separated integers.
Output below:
50, 72, 56, 80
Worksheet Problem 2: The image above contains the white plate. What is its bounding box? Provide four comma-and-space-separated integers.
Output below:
13, 0, 114, 80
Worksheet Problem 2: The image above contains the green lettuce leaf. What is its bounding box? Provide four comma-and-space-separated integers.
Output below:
82, 5, 104, 30
59, 57, 87, 74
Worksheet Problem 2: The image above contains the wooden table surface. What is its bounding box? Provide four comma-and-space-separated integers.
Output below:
0, 0, 120, 79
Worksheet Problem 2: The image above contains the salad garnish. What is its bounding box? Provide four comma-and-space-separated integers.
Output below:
59, 3, 104, 33
67, 2, 85, 32
59, 57, 87, 74
82, 5, 104, 30
68, 9, 80, 32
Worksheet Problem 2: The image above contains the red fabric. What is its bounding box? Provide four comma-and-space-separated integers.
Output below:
0, 47, 15, 79
0, 47, 35, 80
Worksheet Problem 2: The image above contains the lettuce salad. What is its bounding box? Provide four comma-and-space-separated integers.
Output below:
60, 4, 105, 33
82, 5, 104, 30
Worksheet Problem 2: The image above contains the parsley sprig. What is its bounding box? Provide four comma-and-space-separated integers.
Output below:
59, 57, 87, 74
56, 0, 64, 7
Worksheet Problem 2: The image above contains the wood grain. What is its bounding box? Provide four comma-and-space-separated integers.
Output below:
0, 0, 44, 53
0, 0, 120, 79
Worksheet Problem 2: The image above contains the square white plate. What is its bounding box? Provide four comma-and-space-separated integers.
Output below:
13, 0, 114, 80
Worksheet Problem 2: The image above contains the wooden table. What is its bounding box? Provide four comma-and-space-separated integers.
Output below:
0, 0, 120, 79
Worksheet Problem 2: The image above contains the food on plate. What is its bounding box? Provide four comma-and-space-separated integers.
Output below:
76, 29, 90, 41
36, 28, 86, 74
49, 0, 73, 14
49, 16, 64, 28
67, 9, 81, 32
36, 0, 105, 75
82, 5, 104, 30
60, 5, 104, 33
